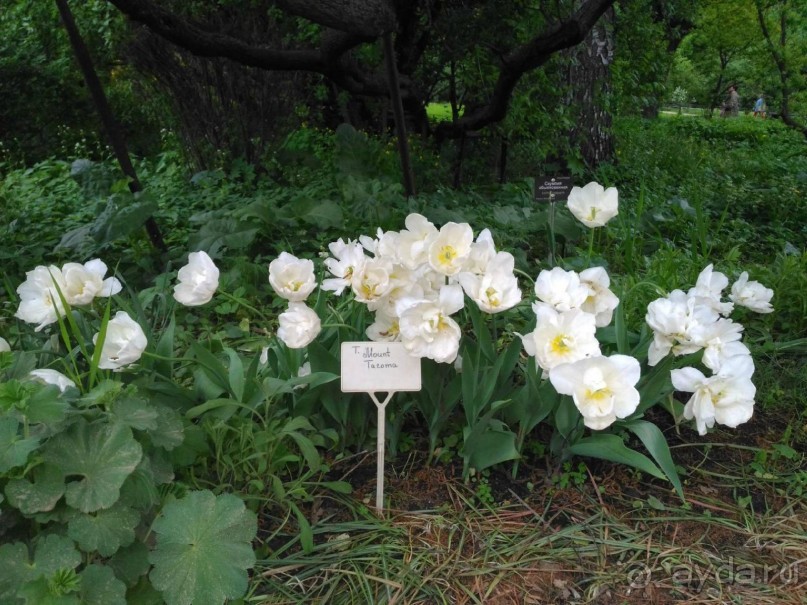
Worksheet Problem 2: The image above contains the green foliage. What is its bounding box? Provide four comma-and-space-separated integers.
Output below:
148, 490, 257, 605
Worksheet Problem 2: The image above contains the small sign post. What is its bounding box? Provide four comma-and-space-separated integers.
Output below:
535, 176, 572, 267
340, 342, 421, 513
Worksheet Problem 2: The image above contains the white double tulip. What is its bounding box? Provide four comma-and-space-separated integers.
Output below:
173, 251, 219, 306
567, 182, 618, 228
268, 252, 316, 302
550, 355, 641, 430
93, 311, 148, 371
730, 272, 774, 313
29, 369, 76, 393
277, 302, 321, 349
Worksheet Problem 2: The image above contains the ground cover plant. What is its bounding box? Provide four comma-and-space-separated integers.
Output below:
0, 112, 805, 604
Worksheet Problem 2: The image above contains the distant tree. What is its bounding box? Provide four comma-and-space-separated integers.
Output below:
754, 0, 807, 135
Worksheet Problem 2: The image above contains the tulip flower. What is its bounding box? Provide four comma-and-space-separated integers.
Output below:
549, 354, 641, 430
0, 337, 9, 352
428, 222, 474, 276
268, 252, 316, 302
173, 251, 220, 306
534, 267, 589, 312
29, 369, 76, 393
579, 267, 620, 327
671, 355, 756, 436
397, 285, 464, 363
61, 259, 122, 306
94, 311, 148, 371
521, 306, 601, 372
567, 182, 618, 228
458, 251, 521, 314
277, 302, 321, 349
730, 272, 774, 313
15, 265, 68, 331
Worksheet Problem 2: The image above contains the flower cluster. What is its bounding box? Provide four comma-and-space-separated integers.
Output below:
268, 252, 321, 349
15, 260, 121, 331
318, 213, 522, 363
520, 266, 634, 430
646, 264, 774, 435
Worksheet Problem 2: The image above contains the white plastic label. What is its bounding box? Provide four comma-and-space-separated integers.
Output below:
340, 342, 422, 392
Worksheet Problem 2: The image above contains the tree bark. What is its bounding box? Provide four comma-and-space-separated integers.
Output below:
567, 8, 615, 168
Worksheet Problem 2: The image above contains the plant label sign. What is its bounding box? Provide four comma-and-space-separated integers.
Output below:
340, 342, 422, 393
535, 176, 572, 203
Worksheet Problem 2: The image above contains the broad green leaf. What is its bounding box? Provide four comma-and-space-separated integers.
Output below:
0, 417, 40, 473
17, 576, 79, 605
569, 434, 666, 480
79, 564, 127, 605
0, 535, 81, 598
108, 542, 151, 587
148, 406, 184, 450
67, 504, 139, 556
44, 420, 143, 513
148, 490, 257, 605
91, 193, 158, 244
26, 385, 68, 426
625, 420, 684, 499
5, 464, 65, 514
110, 397, 158, 432
223, 348, 245, 402
462, 426, 519, 473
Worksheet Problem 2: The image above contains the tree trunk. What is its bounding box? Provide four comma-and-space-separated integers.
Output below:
567, 7, 615, 168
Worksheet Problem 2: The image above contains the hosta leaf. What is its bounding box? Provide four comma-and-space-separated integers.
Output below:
5, 464, 65, 515
148, 490, 257, 605
0, 417, 39, 473
79, 564, 127, 605
44, 420, 142, 513
67, 504, 139, 556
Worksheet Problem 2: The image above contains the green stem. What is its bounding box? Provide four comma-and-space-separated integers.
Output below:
547, 200, 557, 267
587, 228, 595, 264
218, 291, 272, 323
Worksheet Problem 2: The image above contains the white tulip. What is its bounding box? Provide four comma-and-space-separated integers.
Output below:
277, 302, 321, 349
397, 214, 438, 269
700, 318, 748, 373
521, 306, 601, 372
0, 337, 9, 352
268, 252, 316, 302
645, 290, 718, 366
93, 311, 148, 371
671, 355, 756, 436
458, 251, 521, 314
463, 228, 497, 275
15, 265, 68, 331
550, 355, 641, 430
61, 259, 122, 307
366, 309, 401, 342
29, 369, 76, 393
351, 257, 393, 305
397, 285, 464, 363
567, 181, 618, 228
321, 238, 367, 295
428, 222, 474, 276
730, 272, 774, 313
579, 267, 620, 327
687, 264, 733, 316
173, 251, 219, 306
533, 267, 589, 312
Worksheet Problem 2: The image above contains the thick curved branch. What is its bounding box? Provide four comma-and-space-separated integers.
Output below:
276, 0, 396, 37
435, 0, 616, 140
107, 0, 389, 95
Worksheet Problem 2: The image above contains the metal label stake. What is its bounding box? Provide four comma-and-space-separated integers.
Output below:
340, 342, 422, 514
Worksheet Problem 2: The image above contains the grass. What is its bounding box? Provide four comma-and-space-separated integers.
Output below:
248, 446, 807, 604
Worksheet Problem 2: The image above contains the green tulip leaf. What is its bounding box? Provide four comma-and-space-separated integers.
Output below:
148, 490, 257, 605
44, 420, 142, 513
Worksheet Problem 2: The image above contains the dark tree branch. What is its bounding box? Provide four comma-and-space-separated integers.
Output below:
57, 0, 167, 252
276, 0, 396, 37
435, 0, 616, 139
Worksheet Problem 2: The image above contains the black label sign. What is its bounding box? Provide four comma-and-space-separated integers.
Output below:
535, 176, 573, 202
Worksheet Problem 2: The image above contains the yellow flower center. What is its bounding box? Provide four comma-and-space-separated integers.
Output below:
438, 245, 457, 266
485, 287, 500, 307
587, 207, 599, 221
550, 334, 571, 354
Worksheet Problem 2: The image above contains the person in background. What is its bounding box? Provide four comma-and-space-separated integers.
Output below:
727, 85, 740, 117
754, 93, 767, 118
